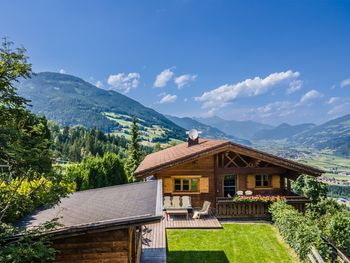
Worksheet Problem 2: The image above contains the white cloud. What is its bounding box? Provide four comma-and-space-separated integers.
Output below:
299, 89, 322, 104
95, 80, 103, 88
328, 102, 350, 116
184, 98, 188, 102
59, 69, 66, 74
253, 101, 295, 119
154, 68, 174, 88
287, 80, 303, 94
340, 78, 350, 88
174, 74, 197, 89
107, 72, 140, 93
327, 97, 340, 105
327, 97, 350, 116
159, 94, 177, 104
195, 70, 300, 114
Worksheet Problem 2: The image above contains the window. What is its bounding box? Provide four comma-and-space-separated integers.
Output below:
224, 175, 236, 197
173, 178, 199, 192
255, 175, 271, 187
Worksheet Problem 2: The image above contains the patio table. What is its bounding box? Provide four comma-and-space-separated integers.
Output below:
166, 209, 189, 220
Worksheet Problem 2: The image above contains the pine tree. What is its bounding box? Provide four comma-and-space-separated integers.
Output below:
125, 116, 142, 181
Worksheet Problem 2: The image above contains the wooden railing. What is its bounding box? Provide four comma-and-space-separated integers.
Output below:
285, 196, 309, 213
216, 196, 310, 218
216, 198, 270, 218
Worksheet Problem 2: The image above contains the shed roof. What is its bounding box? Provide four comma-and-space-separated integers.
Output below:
17, 180, 163, 237
135, 138, 324, 177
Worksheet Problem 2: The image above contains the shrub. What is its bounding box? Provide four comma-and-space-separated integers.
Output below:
305, 199, 350, 257
0, 172, 75, 223
292, 175, 327, 203
65, 152, 128, 191
325, 211, 350, 257
269, 201, 325, 260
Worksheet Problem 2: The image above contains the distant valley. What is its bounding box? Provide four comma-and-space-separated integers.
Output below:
253, 123, 316, 140
165, 115, 251, 145
17, 72, 350, 158
194, 116, 272, 140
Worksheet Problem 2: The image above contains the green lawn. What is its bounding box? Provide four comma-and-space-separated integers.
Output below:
167, 224, 299, 263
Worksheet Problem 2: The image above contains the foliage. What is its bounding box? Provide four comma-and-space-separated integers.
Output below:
153, 142, 162, 152
64, 152, 128, 190
125, 116, 143, 180
0, 220, 59, 263
49, 122, 130, 162
0, 170, 74, 223
326, 211, 350, 256
0, 39, 52, 177
269, 201, 327, 260
232, 195, 286, 203
0, 39, 72, 262
167, 224, 298, 263
306, 199, 350, 257
0, 38, 30, 110
327, 185, 350, 198
292, 175, 327, 203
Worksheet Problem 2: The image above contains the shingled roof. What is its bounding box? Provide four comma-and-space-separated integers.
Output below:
135, 138, 324, 177
17, 180, 163, 237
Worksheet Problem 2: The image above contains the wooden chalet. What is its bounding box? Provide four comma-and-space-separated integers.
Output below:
16, 180, 163, 263
135, 135, 324, 218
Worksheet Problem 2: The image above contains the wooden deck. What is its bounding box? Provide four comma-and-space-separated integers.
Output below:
140, 212, 221, 263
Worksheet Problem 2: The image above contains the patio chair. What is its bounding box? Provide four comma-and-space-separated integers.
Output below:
245, 190, 253, 196
172, 196, 181, 208
181, 196, 192, 209
236, 191, 244, 196
163, 196, 172, 210
192, 201, 211, 219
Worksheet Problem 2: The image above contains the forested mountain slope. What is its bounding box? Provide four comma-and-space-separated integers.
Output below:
17, 72, 186, 143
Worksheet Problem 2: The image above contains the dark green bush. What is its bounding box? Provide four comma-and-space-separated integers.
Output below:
269, 201, 327, 260
65, 152, 128, 190
305, 199, 350, 256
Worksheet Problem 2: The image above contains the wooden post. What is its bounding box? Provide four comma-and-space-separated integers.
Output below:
287, 179, 291, 192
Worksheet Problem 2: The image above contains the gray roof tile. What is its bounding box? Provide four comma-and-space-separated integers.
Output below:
17, 180, 162, 232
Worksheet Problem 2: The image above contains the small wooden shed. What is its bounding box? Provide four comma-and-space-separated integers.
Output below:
17, 180, 163, 263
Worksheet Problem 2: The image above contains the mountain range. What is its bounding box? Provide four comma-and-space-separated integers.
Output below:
165, 115, 251, 145
293, 113, 350, 156
16, 72, 350, 156
253, 123, 316, 140
17, 72, 186, 143
194, 116, 273, 140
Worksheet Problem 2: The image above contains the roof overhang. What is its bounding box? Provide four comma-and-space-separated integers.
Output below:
135, 142, 324, 178
7, 180, 163, 242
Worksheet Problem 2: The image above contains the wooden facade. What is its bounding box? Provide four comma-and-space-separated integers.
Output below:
136, 138, 323, 217
52, 227, 141, 263
154, 150, 302, 208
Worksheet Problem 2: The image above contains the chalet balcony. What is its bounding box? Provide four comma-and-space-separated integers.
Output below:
215, 192, 309, 219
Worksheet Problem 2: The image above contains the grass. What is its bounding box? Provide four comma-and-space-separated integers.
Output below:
102, 111, 176, 146
167, 224, 299, 263
298, 152, 350, 181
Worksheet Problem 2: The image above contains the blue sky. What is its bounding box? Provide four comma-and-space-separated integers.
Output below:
1, 0, 350, 125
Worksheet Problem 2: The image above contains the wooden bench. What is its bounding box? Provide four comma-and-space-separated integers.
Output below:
166, 209, 189, 220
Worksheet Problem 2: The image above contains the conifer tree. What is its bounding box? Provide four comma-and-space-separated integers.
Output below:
125, 116, 142, 181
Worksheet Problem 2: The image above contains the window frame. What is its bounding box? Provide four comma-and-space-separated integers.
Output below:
173, 177, 200, 192
223, 174, 237, 197
255, 175, 272, 188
